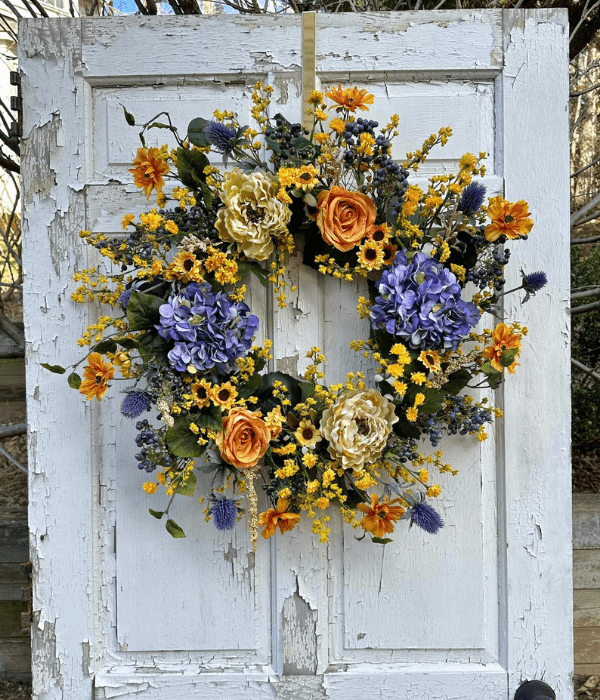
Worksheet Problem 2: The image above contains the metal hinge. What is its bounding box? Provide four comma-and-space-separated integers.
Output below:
9, 70, 21, 139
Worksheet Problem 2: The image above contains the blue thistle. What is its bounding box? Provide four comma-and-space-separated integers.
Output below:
458, 181, 486, 214
121, 391, 152, 419
205, 121, 237, 154
522, 270, 548, 293
119, 289, 131, 311
411, 502, 444, 534
210, 497, 239, 531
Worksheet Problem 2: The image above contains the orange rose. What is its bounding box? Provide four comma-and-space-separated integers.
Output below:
216, 407, 271, 469
316, 186, 377, 252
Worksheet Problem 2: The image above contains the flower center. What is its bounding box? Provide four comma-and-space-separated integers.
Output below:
95, 374, 105, 384
245, 203, 264, 224
302, 428, 314, 441
183, 258, 195, 272
355, 417, 370, 436
504, 214, 514, 223
365, 248, 378, 261
372, 230, 385, 242
195, 387, 207, 400
218, 389, 231, 402
300, 173, 312, 182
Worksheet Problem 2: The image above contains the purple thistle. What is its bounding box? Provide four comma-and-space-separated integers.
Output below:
205, 121, 237, 154
458, 181, 486, 214
119, 289, 131, 311
411, 502, 444, 534
121, 391, 152, 419
210, 497, 239, 530
522, 270, 548, 293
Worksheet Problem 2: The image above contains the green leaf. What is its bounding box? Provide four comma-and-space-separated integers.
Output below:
67, 372, 81, 390
291, 135, 313, 151
371, 536, 393, 544
392, 411, 421, 440
165, 415, 207, 458
238, 261, 269, 288
166, 519, 186, 538
500, 347, 519, 367
299, 380, 315, 403
199, 180, 214, 209
127, 292, 164, 331
116, 337, 139, 351
238, 373, 263, 399
479, 361, 499, 376
195, 404, 223, 432
187, 117, 210, 148
304, 192, 317, 208
137, 332, 170, 365
416, 388, 446, 415
149, 508, 164, 519
139, 131, 146, 147
265, 137, 282, 155
440, 369, 472, 396
93, 339, 118, 354
147, 122, 172, 130
41, 363, 66, 374
122, 105, 135, 126
176, 147, 209, 190
176, 471, 197, 497
479, 362, 503, 389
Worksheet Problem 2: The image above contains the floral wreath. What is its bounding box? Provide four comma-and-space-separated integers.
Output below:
45, 84, 547, 548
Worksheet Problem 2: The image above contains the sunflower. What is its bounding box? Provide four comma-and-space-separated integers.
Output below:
357, 239, 385, 271
382, 243, 398, 266
79, 352, 115, 401
482, 323, 521, 373
370, 224, 392, 245
166, 251, 204, 284
129, 147, 170, 200
418, 349, 442, 373
259, 498, 301, 538
211, 382, 238, 411
190, 378, 212, 409
485, 196, 533, 242
325, 85, 375, 112
357, 494, 405, 539
278, 165, 319, 191
295, 420, 322, 449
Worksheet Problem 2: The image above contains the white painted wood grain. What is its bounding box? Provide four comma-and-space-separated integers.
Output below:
20, 11, 571, 700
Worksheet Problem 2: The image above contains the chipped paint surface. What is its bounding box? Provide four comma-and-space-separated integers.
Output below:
21, 11, 571, 700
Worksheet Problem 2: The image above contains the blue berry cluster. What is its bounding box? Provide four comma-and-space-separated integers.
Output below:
264, 118, 310, 169
134, 419, 167, 473
444, 395, 492, 436
423, 415, 444, 447
466, 247, 511, 291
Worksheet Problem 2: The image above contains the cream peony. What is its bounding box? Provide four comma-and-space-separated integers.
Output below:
215, 168, 291, 261
320, 388, 398, 470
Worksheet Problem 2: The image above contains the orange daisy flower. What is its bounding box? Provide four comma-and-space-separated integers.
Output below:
482, 323, 522, 373
79, 352, 115, 401
485, 196, 533, 243
259, 498, 301, 539
357, 493, 405, 539
325, 85, 375, 112
129, 147, 170, 200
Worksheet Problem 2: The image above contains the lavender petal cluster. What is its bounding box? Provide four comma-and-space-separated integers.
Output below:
210, 497, 239, 530
370, 251, 480, 351
157, 282, 259, 374
205, 121, 237, 154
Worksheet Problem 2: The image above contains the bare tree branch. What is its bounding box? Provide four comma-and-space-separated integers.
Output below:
572, 299, 600, 315
572, 357, 600, 382
572, 287, 600, 300
570, 82, 600, 97
572, 234, 600, 245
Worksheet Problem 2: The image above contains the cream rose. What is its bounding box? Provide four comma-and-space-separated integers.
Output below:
320, 388, 398, 470
216, 407, 271, 469
215, 168, 291, 261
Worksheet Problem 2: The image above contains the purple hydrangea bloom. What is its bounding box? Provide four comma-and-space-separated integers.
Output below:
411, 502, 444, 534
121, 391, 152, 419
370, 251, 480, 351
157, 282, 259, 374
458, 181, 486, 214
523, 270, 548, 293
210, 497, 239, 530
205, 121, 237, 154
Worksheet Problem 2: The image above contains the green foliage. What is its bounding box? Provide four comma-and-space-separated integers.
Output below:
572, 244, 600, 443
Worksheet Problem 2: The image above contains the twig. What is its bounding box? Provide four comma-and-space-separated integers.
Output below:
572, 287, 600, 300
572, 299, 600, 315
0, 445, 26, 473
570, 82, 600, 97
571, 155, 600, 179
572, 357, 600, 382
0, 423, 26, 439
571, 190, 600, 226
571, 234, 600, 245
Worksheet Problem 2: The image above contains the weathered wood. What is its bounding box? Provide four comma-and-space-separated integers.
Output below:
0, 601, 28, 636
574, 589, 600, 628
573, 494, 600, 549
0, 563, 29, 601
574, 663, 600, 677
0, 510, 28, 564
574, 549, 600, 589
0, 637, 31, 681
574, 627, 600, 666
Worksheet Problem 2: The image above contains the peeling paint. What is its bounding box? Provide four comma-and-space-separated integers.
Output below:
282, 587, 318, 675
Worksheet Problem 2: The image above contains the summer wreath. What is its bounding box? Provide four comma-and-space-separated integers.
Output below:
46, 84, 547, 548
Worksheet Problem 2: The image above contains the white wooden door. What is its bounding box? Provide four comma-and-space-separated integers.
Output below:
20, 11, 572, 700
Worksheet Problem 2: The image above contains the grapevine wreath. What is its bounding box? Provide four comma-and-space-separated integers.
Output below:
46, 84, 546, 548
